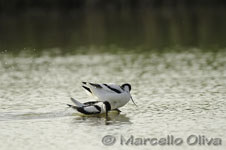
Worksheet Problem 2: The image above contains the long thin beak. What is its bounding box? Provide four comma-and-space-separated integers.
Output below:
130, 95, 137, 106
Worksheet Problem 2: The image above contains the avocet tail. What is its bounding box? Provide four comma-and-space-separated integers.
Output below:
70, 97, 84, 107
67, 104, 78, 109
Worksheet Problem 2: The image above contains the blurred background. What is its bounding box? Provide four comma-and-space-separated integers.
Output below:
0, 0, 226, 52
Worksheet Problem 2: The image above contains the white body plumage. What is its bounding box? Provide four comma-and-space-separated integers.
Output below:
82, 82, 135, 109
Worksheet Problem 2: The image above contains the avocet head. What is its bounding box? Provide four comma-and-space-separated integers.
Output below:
121, 83, 137, 106
121, 83, 131, 92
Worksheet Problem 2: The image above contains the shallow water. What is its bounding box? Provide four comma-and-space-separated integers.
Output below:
0, 49, 226, 150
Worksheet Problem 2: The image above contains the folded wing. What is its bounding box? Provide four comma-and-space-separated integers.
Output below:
82, 82, 124, 101
83, 105, 101, 114
82, 82, 123, 99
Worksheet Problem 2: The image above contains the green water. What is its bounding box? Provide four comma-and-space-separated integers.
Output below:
1, 6, 226, 51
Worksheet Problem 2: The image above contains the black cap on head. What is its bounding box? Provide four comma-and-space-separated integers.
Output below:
121, 83, 131, 91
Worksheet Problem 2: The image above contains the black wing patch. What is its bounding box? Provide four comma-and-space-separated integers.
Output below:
103, 84, 121, 93
90, 83, 102, 88
82, 86, 92, 93
76, 107, 100, 115
94, 105, 101, 112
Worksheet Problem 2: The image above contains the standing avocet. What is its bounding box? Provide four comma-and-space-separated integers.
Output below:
82, 82, 136, 110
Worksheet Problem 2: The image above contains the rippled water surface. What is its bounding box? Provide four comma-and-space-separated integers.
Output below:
0, 49, 226, 150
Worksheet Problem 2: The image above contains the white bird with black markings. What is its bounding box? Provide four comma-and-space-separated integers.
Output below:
67, 98, 111, 118
82, 82, 136, 110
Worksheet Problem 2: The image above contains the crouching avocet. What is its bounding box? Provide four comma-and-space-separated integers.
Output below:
67, 98, 111, 118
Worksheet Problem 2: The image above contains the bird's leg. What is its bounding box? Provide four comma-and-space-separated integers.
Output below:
105, 111, 109, 119
106, 113, 108, 118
